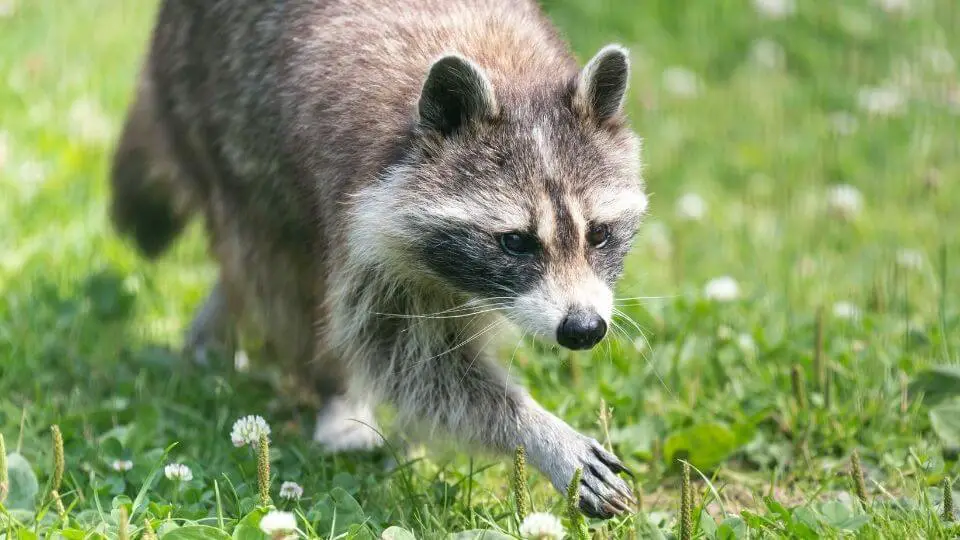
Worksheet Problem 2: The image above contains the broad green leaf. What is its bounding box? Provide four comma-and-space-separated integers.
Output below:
908, 366, 960, 405
231, 524, 266, 540
313, 487, 366, 536
381, 526, 417, 540
930, 400, 960, 447
162, 526, 232, 540
696, 509, 718, 537
448, 531, 513, 540
233, 509, 268, 540
5, 453, 39, 511
818, 501, 868, 531
717, 516, 746, 539
663, 422, 739, 470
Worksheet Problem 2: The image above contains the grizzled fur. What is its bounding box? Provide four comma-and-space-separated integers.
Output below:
111, 0, 647, 518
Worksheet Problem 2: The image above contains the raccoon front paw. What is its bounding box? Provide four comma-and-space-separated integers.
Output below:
313, 397, 383, 453
549, 436, 635, 519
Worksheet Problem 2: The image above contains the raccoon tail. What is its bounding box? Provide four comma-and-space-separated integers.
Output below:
109, 74, 192, 259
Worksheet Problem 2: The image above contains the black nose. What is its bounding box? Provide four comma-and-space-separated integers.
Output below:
556, 311, 607, 350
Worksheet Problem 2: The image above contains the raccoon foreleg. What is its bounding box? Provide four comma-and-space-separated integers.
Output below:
387, 353, 635, 518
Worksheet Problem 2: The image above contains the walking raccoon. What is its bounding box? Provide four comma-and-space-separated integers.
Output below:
111, 0, 647, 518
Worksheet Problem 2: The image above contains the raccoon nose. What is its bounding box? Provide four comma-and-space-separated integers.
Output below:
556, 311, 607, 350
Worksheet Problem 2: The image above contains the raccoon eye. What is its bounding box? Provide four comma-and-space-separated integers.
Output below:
586, 223, 610, 248
499, 232, 539, 256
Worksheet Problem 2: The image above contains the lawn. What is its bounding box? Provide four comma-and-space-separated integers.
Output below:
1, 0, 959, 538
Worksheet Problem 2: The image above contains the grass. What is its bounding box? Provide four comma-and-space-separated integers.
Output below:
1, 0, 959, 537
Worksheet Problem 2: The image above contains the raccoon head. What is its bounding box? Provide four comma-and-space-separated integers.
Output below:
362, 45, 646, 351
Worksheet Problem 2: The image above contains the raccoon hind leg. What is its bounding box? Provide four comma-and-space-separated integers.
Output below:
184, 279, 239, 367
109, 71, 193, 258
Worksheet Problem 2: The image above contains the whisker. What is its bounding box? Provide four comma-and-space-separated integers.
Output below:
610, 309, 676, 399
374, 304, 511, 320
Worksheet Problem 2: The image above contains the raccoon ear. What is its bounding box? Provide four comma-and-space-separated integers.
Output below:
574, 45, 630, 124
418, 55, 499, 136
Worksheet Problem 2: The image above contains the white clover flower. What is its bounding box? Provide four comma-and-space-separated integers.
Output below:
519, 512, 565, 540
111, 459, 134, 472
164, 463, 193, 482
260, 510, 298, 537
749, 38, 786, 70
753, 0, 796, 19
857, 86, 905, 116
826, 184, 863, 220
676, 193, 707, 222
662, 66, 700, 98
895, 249, 924, 270
828, 112, 858, 136
279, 481, 304, 501
704, 276, 740, 302
231, 415, 271, 448
832, 302, 860, 320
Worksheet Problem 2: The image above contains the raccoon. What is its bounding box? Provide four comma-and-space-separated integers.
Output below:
111, 0, 647, 518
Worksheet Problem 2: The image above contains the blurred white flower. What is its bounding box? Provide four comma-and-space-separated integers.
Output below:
829, 112, 859, 136
164, 463, 193, 482
279, 481, 304, 501
753, 0, 796, 19
643, 221, 673, 260
924, 47, 955, 75
519, 512, 565, 540
632, 336, 649, 353
234, 349, 251, 372
260, 510, 297, 537
832, 302, 860, 320
857, 86, 905, 116
852, 340, 866, 353
874, 0, 912, 14
895, 249, 924, 270
67, 98, 113, 145
737, 333, 758, 357
111, 459, 133, 472
0, 0, 15, 17
231, 415, 271, 448
676, 193, 707, 222
826, 184, 863, 220
704, 276, 740, 302
662, 66, 700, 98
16, 160, 46, 185
0, 131, 8, 169
749, 38, 786, 69
796, 255, 817, 278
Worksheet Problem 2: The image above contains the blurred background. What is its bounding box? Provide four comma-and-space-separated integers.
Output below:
0, 0, 958, 536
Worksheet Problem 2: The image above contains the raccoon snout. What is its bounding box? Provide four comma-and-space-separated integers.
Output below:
556, 309, 607, 350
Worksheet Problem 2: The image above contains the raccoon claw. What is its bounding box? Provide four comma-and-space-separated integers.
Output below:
552, 437, 635, 519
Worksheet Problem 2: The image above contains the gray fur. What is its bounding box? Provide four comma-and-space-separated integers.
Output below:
110, 0, 646, 519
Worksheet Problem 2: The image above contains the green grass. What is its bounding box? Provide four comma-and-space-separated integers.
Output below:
1, 0, 959, 538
